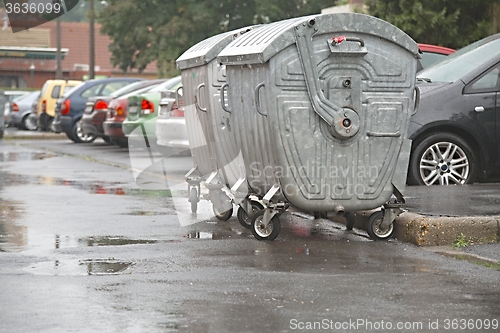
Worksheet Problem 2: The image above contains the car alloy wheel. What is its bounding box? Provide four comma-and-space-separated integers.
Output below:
410, 132, 476, 185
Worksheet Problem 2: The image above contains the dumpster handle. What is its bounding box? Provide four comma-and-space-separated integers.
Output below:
255, 82, 267, 117
195, 83, 207, 112
220, 83, 231, 114
331, 36, 365, 47
294, 23, 360, 139
175, 86, 184, 111
412, 87, 420, 116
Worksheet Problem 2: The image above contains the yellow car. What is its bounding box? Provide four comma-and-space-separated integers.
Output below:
36, 79, 81, 130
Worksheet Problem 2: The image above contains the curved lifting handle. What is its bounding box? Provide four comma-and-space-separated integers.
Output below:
412, 87, 420, 116
294, 21, 361, 139
195, 83, 207, 112
220, 83, 231, 114
254, 82, 267, 117
175, 86, 184, 111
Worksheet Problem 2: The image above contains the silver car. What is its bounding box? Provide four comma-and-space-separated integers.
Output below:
155, 88, 189, 154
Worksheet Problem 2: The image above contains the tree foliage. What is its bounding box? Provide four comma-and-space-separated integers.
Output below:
365, 0, 500, 49
97, 0, 339, 76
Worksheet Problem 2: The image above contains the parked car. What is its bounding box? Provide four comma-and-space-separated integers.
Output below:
122, 76, 182, 143
103, 83, 163, 148
3, 90, 30, 127
155, 88, 188, 153
52, 78, 142, 143
36, 79, 81, 131
7, 90, 40, 130
408, 33, 500, 185
81, 79, 165, 143
417, 43, 455, 71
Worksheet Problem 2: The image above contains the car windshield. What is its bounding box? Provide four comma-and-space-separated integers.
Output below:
62, 82, 85, 98
108, 80, 146, 98
149, 76, 181, 92
418, 36, 500, 83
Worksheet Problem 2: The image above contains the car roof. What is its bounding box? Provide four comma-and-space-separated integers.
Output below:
418, 43, 455, 55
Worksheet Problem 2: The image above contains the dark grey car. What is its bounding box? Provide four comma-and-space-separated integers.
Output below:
408, 33, 500, 185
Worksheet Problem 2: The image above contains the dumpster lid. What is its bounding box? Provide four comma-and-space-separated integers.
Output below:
176, 26, 256, 70
218, 13, 419, 65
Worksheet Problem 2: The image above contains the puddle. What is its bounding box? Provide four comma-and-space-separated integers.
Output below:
0, 173, 171, 197
0, 151, 58, 162
0, 227, 162, 252
185, 232, 214, 240
25, 259, 133, 276
81, 236, 158, 246
126, 211, 167, 216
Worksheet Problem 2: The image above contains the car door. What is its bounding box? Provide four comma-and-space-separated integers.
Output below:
463, 63, 500, 179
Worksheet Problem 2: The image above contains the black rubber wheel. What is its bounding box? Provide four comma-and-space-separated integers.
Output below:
408, 132, 477, 185
366, 211, 394, 241
237, 201, 264, 229
251, 210, 280, 241
213, 204, 233, 221
189, 187, 198, 213
71, 119, 96, 144
345, 212, 355, 231
66, 131, 77, 142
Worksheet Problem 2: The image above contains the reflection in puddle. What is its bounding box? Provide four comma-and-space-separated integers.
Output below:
185, 232, 214, 240
1, 173, 170, 197
81, 236, 158, 247
25, 259, 133, 276
0, 151, 58, 162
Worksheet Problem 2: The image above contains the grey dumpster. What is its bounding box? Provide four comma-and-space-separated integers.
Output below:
218, 13, 420, 241
176, 27, 257, 221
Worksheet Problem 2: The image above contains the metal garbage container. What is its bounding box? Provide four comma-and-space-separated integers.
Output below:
217, 13, 420, 241
176, 27, 258, 222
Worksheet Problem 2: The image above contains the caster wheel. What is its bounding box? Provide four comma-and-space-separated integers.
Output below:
237, 201, 264, 229
366, 211, 394, 241
251, 210, 280, 241
189, 187, 198, 213
345, 212, 355, 231
213, 204, 233, 221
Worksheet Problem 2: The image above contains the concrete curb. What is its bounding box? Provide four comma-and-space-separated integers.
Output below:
331, 210, 499, 247
394, 212, 500, 246
2, 131, 66, 140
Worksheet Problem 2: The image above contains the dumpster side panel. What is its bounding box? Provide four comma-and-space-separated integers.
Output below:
210, 63, 245, 187
226, 64, 277, 197
182, 67, 217, 178
268, 32, 417, 211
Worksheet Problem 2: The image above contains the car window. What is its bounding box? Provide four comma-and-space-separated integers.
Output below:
51, 85, 61, 98
465, 64, 500, 94
81, 83, 104, 98
420, 52, 448, 70
63, 85, 77, 95
418, 37, 500, 83
101, 81, 132, 96
63, 82, 85, 98
149, 77, 182, 92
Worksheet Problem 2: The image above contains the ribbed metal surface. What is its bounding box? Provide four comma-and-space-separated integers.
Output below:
219, 12, 419, 211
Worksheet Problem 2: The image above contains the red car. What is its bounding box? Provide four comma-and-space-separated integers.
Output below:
417, 43, 455, 71
102, 83, 163, 147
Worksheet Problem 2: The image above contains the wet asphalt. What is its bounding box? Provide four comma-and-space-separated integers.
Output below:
0, 131, 499, 332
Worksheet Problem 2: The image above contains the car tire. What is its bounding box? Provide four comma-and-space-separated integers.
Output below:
71, 119, 96, 144
408, 132, 477, 185
22, 114, 37, 131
